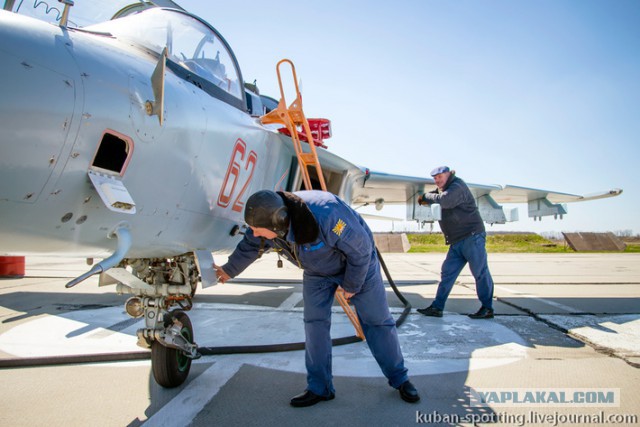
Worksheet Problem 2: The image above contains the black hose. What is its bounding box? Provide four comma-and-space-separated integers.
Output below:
378, 248, 412, 328
0, 351, 151, 368
0, 247, 411, 366
198, 247, 411, 355
198, 335, 361, 356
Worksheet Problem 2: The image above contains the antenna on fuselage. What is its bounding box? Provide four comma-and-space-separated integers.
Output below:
58, 0, 74, 28
146, 47, 167, 126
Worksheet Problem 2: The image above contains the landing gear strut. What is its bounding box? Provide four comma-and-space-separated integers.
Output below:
111, 254, 201, 388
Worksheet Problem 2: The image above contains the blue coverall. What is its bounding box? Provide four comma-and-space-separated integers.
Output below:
222, 190, 409, 396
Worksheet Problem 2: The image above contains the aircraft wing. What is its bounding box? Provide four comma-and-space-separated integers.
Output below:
348, 169, 504, 205
489, 185, 624, 204
342, 169, 622, 224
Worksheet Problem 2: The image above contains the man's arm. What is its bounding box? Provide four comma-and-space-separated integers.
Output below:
218, 228, 270, 281
421, 181, 466, 209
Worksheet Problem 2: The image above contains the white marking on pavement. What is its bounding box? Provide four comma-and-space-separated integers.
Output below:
495, 285, 580, 312
0, 305, 529, 375
0, 304, 532, 426
0, 307, 140, 356
541, 314, 640, 355
277, 292, 303, 310
144, 359, 243, 427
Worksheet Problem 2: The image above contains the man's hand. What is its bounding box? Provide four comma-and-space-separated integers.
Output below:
214, 264, 230, 284
417, 194, 430, 206
339, 287, 356, 301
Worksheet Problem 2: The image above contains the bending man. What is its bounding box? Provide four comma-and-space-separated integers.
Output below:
215, 190, 420, 407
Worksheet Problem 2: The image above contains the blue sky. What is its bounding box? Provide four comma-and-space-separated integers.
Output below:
180, 0, 639, 235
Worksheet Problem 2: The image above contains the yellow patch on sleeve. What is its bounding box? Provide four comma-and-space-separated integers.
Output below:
332, 219, 347, 237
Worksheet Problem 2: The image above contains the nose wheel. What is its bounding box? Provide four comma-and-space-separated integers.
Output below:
151, 310, 195, 388
113, 255, 201, 388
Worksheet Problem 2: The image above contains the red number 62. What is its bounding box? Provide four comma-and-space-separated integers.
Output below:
217, 139, 257, 212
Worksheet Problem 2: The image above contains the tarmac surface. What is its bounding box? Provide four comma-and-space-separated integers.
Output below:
0, 252, 639, 426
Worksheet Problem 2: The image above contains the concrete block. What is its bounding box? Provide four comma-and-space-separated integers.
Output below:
562, 232, 626, 251
373, 233, 411, 253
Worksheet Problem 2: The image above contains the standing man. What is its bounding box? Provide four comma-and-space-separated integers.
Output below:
215, 190, 420, 407
416, 166, 495, 319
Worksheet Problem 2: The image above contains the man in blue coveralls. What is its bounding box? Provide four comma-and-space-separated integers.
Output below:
214, 190, 419, 407
416, 166, 495, 319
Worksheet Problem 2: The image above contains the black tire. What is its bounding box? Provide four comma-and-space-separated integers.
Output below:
151, 311, 194, 388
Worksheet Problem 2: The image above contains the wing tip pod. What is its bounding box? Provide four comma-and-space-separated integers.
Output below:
579, 188, 623, 202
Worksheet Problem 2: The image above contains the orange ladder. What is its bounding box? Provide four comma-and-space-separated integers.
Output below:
260, 59, 365, 340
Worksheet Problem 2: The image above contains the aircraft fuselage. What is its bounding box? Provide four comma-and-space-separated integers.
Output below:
0, 9, 304, 258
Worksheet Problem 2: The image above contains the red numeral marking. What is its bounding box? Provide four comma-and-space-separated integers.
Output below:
232, 150, 257, 212
217, 139, 257, 212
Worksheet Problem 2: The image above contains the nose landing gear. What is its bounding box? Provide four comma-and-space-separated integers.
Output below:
111, 255, 201, 388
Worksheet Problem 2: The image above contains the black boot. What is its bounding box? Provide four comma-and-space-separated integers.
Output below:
417, 305, 443, 317
290, 390, 335, 407
398, 381, 420, 403
468, 306, 494, 319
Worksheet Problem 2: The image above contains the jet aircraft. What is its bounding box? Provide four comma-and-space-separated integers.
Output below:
0, 1, 622, 387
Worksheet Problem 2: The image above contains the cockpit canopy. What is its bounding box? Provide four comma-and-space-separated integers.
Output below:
85, 8, 243, 102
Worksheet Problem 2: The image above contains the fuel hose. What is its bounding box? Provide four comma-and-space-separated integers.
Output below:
0, 248, 411, 366
197, 248, 411, 355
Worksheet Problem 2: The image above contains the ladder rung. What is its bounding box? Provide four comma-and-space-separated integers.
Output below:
259, 58, 364, 341
299, 153, 317, 165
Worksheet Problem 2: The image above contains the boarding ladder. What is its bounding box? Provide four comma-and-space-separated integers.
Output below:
260, 59, 365, 340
